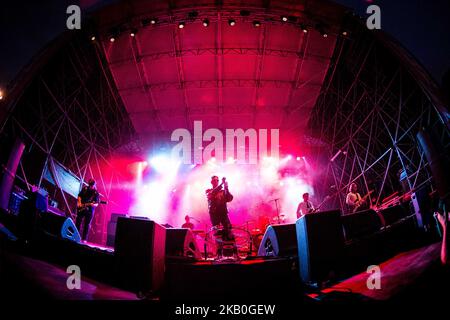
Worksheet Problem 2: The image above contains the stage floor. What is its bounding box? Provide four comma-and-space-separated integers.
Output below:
1, 239, 448, 303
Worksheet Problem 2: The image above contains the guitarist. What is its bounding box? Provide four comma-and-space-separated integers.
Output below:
296, 193, 316, 218
346, 183, 366, 213
76, 178, 99, 242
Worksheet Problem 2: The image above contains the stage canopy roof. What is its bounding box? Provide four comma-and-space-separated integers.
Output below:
93, 0, 348, 152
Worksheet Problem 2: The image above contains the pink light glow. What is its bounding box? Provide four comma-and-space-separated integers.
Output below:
123, 153, 314, 229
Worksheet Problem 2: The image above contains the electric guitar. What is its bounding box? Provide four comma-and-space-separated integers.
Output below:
77, 200, 107, 212
351, 190, 374, 213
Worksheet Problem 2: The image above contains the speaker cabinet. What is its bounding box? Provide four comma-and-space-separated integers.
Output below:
379, 205, 409, 227
106, 213, 128, 247
114, 217, 166, 294
257, 224, 297, 257
0, 138, 25, 211
165, 228, 201, 259
296, 210, 344, 283
341, 209, 383, 241
40, 212, 81, 243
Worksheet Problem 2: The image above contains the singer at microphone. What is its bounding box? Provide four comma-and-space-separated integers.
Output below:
205, 175, 234, 240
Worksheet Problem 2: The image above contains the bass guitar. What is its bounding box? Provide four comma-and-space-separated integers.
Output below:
351, 190, 374, 213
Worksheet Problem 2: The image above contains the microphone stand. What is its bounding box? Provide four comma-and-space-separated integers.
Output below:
190, 217, 208, 260
269, 198, 281, 225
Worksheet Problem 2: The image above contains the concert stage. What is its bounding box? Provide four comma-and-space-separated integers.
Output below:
1, 0, 449, 316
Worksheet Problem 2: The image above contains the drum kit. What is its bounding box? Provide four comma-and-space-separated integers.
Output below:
192, 212, 287, 261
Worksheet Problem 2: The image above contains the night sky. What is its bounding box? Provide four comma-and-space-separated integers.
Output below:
1, 0, 449, 91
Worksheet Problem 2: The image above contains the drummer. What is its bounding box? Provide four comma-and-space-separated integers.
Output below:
181, 215, 194, 229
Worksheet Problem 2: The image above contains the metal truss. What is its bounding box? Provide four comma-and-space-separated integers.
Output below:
119, 79, 322, 93
308, 18, 450, 216
0, 31, 135, 244
108, 47, 329, 66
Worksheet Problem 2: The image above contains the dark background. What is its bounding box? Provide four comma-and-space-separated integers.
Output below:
1, 0, 449, 90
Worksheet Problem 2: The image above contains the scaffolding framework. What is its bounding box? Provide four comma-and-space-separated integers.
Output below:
0, 31, 135, 243
308, 18, 450, 217
1, 11, 449, 246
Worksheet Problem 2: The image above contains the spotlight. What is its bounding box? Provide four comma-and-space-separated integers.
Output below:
341, 30, 348, 36
0, 89, 4, 100
281, 16, 288, 22
330, 149, 342, 162
142, 18, 158, 26
300, 24, 308, 33
253, 20, 261, 27
178, 21, 185, 29
90, 35, 96, 41
108, 27, 120, 42
228, 19, 236, 26
296, 156, 301, 161
130, 28, 138, 37
202, 19, 209, 27
316, 24, 328, 38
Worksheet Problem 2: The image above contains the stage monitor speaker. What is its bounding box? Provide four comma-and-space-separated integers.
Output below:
257, 224, 297, 257
379, 205, 409, 226
39, 212, 81, 243
0, 222, 18, 241
296, 210, 344, 283
106, 213, 127, 247
341, 209, 383, 241
114, 217, 166, 294
165, 228, 201, 259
